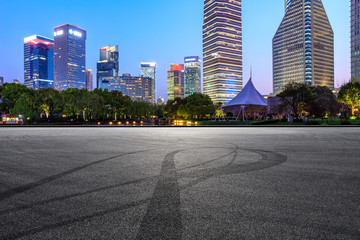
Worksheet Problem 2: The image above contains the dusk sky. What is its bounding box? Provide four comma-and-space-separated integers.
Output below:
0, 0, 350, 99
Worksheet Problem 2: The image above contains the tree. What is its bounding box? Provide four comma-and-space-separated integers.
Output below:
164, 97, 187, 118
61, 88, 83, 120
185, 93, 215, 119
38, 88, 62, 119
277, 82, 315, 119
337, 81, 360, 116
308, 86, 340, 118
0, 83, 33, 114
12, 90, 41, 122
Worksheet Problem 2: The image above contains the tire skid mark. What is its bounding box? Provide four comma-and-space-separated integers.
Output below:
136, 150, 183, 240
0, 149, 156, 202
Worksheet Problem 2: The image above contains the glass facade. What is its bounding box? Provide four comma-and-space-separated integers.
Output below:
203, 0, 243, 104
285, 0, 292, 12
24, 35, 54, 90
351, 0, 360, 80
167, 64, 184, 101
0, 77, 4, 86
99, 74, 154, 103
86, 69, 93, 91
54, 24, 87, 91
184, 56, 202, 98
141, 62, 156, 103
97, 46, 119, 88
273, 0, 334, 95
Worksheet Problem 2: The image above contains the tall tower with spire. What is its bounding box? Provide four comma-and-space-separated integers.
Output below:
272, 0, 334, 95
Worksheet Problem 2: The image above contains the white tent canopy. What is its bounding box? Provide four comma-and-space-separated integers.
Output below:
221, 78, 267, 120
222, 78, 267, 108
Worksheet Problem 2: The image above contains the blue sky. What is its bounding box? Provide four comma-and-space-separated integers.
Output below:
0, 0, 350, 99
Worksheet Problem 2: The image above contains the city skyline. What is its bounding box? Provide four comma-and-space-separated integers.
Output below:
0, 0, 350, 99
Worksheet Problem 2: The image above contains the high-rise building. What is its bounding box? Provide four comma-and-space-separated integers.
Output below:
141, 62, 156, 103
13, 79, 20, 84
99, 74, 154, 103
167, 64, 184, 101
184, 56, 202, 98
97, 46, 119, 88
273, 0, 334, 95
86, 69, 93, 91
24, 35, 54, 90
351, 0, 360, 80
54, 24, 87, 91
285, 0, 292, 12
203, 0, 243, 104
0, 77, 3, 86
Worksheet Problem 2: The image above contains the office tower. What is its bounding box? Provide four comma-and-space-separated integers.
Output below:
203, 0, 243, 104
99, 74, 154, 103
351, 0, 360, 80
24, 35, 54, 90
141, 62, 156, 103
97, 46, 119, 88
285, 0, 292, 12
184, 56, 202, 97
0, 77, 3, 86
167, 64, 184, 101
54, 24, 87, 91
273, 0, 334, 95
86, 69, 93, 91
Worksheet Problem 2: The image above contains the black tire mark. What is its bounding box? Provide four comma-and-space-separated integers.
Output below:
0, 149, 155, 202
136, 150, 183, 240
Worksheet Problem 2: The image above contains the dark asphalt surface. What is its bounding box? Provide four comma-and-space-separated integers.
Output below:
0, 127, 359, 239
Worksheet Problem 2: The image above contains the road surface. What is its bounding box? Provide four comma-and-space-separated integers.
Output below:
0, 127, 359, 239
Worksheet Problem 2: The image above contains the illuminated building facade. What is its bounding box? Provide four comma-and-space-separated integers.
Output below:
203, 0, 243, 104
86, 69, 93, 91
167, 64, 184, 101
273, 0, 334, 95
184, 56, 202, 97
351, 0, 360, 80
0, 77, 3, 86
141, 62, 156, 103
97, 46, 119, 88
99, 74, 154, 103
285, 0, 292, 12
24, 35, 54, 90
54, 24, 87, 91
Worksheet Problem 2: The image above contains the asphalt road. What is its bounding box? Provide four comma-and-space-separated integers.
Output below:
0, 127, 359, 240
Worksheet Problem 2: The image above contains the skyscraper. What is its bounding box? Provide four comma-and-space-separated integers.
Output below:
203, 0, 243, 104
97, 46, 119, 89
167, 64, 184, 101
99, 74, 154, 103
86, 69, 93, 91
54, 24, 87, 91
351, 0, 360, 80
0, 76, 3, 86
24, 35, 54, 90
285, 0, 292, 12
184, 56, 202, 98
141, 62, 156, 103
273, 0, 334, 95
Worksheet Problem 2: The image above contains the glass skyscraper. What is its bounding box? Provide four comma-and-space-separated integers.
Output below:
0, 76, 3, 86
54, 24, 87, 91
273, 0, 334, 95
167, 64, 184, 101
141, 62, 156, 103
285, 0, 292, 12
351, 0, 360, 80
203, 0, 243, 104
97, 45, 119, 89
184, 56, 202, 98
99, 74, 154, 103
24, 35, 54, 90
